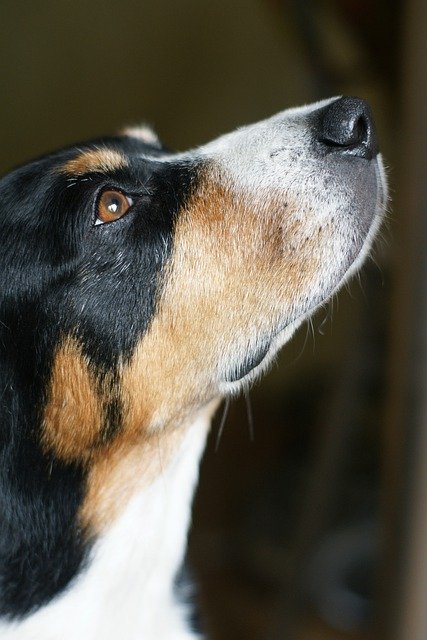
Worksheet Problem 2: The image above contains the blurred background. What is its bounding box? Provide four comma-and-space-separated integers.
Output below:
1, 1, 426, 638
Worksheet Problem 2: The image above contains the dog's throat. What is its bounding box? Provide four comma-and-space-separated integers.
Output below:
224, 342, 271, 382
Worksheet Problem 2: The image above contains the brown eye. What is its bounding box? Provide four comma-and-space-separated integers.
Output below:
95, 190, 133, 225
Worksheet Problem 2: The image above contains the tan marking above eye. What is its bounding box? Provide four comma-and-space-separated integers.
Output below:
96, 190, 133, 225
59, 148, 127, 176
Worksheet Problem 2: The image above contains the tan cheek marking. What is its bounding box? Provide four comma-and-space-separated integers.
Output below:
120, 180, 320, 434
59, 148, 127, 175
42, 336, 104, 462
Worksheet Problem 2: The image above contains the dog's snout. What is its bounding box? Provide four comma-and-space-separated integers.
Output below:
314, 96, 378, 160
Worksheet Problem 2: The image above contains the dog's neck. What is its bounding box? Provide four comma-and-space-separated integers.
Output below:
0, 406, 215, 640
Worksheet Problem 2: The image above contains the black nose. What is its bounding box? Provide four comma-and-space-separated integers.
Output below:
314, 97, 378, 159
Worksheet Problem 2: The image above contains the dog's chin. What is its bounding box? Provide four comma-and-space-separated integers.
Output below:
220, 226, 382, 396
219, 318, 304, 395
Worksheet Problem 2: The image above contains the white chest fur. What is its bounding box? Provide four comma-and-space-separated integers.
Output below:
0, 409, 213, 640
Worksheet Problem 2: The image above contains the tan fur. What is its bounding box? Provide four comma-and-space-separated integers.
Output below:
42, 336, 105, 462
60, 149, 127, 176
80, 428, 180, 532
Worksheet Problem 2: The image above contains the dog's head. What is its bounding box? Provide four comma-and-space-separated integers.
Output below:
0, 97, 386, 537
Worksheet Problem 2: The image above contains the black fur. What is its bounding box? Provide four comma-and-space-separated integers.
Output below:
0, 135, 198, 618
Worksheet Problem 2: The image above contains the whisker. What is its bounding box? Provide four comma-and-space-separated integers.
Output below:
369, 254, 385, 287
289, 321, 311, 366
244, 390, 255, 442
317, 309, 330, 335
308, 316, 316, 352
215, 398, 230, 452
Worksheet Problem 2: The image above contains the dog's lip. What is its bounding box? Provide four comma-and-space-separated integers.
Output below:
222, 341, 271, 383
222, 289, 335, 384
220, 319, 300, 387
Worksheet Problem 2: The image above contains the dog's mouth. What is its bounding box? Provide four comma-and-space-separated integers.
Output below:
223, 341, 272, 383
220, 321, 300, 389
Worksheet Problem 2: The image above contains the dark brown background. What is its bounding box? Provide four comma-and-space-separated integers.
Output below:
2, 2, 425, 639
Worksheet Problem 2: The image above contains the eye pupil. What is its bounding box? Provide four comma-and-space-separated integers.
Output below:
96, 190, 133, 225
108, 199, 119, 213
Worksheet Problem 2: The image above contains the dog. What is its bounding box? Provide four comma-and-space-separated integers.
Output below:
0, 96, 387, 639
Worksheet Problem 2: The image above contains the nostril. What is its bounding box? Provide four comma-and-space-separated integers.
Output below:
324, 114, 368, 148
314, 96, 378, 160
320, 112, 367, 149
354, 115, 367, 145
